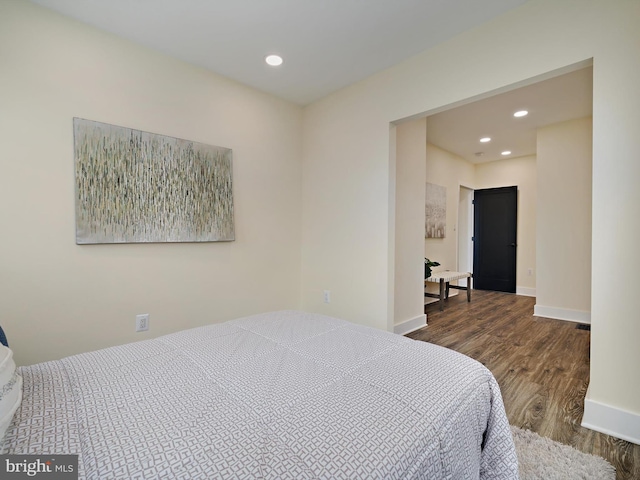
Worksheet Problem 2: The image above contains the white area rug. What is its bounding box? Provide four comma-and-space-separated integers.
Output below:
512, 426, 616, 480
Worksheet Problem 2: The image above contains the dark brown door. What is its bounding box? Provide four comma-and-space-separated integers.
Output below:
473, 186, 517, 293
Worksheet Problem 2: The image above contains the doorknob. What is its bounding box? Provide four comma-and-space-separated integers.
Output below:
510, 243, 516, 247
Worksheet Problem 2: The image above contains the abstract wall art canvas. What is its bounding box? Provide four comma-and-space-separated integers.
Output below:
425, 182, 446, 238
74, 118, 234, 244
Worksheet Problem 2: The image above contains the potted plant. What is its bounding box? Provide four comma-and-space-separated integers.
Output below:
425, 258, 440, 279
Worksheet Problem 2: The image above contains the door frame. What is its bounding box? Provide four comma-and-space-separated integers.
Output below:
457, 184, 474, 287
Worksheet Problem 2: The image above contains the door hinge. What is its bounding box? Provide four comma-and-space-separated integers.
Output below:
471, 236, 475, 242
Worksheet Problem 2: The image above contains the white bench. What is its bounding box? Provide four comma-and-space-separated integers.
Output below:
425, 271, 472, 311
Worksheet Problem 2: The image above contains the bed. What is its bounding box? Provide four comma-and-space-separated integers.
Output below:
1, 310, 518, 479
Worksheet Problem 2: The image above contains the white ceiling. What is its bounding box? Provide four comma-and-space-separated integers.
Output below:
31, 0, 590, 162
31, 0, 529, 105
427, 66, 593, 164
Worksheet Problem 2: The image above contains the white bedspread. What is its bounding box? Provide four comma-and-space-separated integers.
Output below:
2, 311, 518, 479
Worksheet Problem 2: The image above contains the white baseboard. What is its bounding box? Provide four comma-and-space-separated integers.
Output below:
582, 387, 640, 445
516, 286, 536, 297
394, 314, 427, 335
534, 304, 591, 324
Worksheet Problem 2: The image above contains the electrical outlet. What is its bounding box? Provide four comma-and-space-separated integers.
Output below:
135, 314, 149, 332
323, 290, 331, 304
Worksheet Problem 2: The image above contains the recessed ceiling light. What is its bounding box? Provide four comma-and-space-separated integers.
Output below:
480, 137, 491, 143
265, 54, 283, 66
513, 110, 528, 117
501, 150, 512, 156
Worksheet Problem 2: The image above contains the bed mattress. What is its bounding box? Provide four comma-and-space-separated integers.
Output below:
2, 310, 518, 479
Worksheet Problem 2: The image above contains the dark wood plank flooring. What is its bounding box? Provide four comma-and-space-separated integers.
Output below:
407, 290, 640, 480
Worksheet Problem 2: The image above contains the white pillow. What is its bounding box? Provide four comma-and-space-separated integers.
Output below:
0, 344, 22, 444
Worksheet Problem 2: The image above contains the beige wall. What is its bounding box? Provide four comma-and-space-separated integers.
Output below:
536, 117, 592, 315
425, 144, 475, 273
476, 155, 537, 293
301, 99, 393, 329
302, 0, 640, 432
393, 119, 427, 328
0, 1, 303, 366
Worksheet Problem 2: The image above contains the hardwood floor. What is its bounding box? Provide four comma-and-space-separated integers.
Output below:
407, 290, 640, 480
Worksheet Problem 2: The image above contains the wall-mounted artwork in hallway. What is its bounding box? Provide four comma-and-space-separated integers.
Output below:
425, 182, 446, 238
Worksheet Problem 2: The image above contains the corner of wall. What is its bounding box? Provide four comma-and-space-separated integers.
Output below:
533, 305, 590, 324
582, 386, 640, 445
516, 287, 536, 297
393, 314, 427, 335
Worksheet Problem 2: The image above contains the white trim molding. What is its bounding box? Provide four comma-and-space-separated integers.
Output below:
582, 387, 640, 445
516, 286, 536, 297
394, 314, 427, 335
534, 304, 591, 324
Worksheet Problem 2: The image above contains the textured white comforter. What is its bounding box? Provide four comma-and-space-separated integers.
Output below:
2, 311, 518, 479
